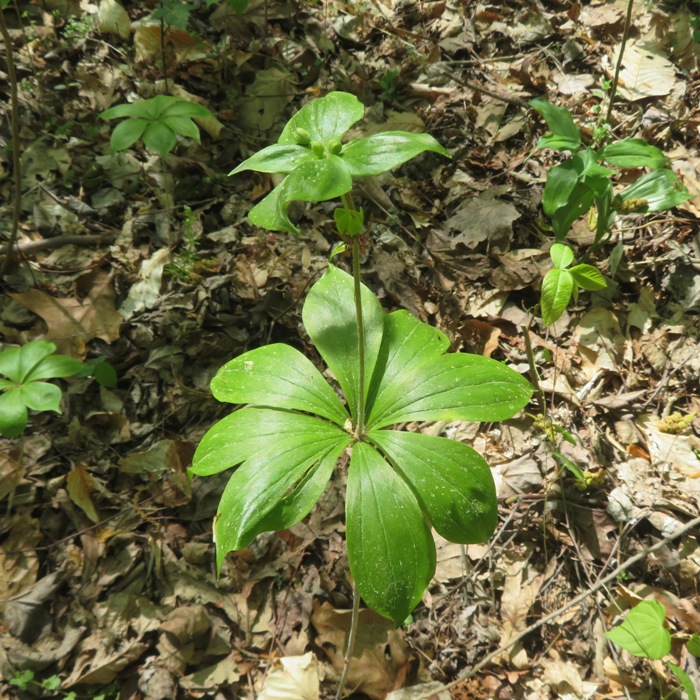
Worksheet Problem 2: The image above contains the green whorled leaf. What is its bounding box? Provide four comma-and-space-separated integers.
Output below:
278, 91, 365, 147
148, 94, 186, 118
303, 265, 384, 424
668, 662, 698, 700
272, 156, 354, 234
0, 389, 28, 437
365, 310, 533, 429
541, 268, 574, 326
20, 381, 63, 413
159, 100, 213, 119
101, 102, 151, 120
248, 185, 285, 232
210, 344, 349, 426
214, 434, 350, 568
0, 347, 21, 383
606, 600, 671, 660
254, 440, 349, 534
530, 98, 581, 150
142, 121, 177, 158
15, 341, 56, 383
229, 144, 316, 176
542, 161, 580, 217
0, 379, 13, 390
550, 181, 595, 239
687, 633, 700, 657
341, 132, 450, 178
616, 169, 691, 211
346, 442, 435, 625
162, 116, 201, 141
26, 354, 82, 382
599, 138, 669, 169
550, 242, 574, 269
110, 118, 149, 154
368, 430, 497, 543
569, 264, 607, 291
191, 407, 349, 477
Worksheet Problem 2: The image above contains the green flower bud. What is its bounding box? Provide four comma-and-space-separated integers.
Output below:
311, 140, 326, 158
294, 128, 311, 147
329, 138, 342, 155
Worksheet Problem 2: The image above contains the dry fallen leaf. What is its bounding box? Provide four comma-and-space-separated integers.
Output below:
11, 269, 122, 357
258, 652, 321, 700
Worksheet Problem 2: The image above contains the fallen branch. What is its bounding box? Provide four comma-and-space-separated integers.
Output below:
0, 234, 116, 257
417, 512, 700, 698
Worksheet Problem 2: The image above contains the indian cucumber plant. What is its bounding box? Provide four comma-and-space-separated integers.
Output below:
189, 92, 533, 631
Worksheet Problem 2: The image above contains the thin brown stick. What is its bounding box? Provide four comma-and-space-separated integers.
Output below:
605, 0, 635, 126
0, 8, 23, 279
416, 512, 700, 698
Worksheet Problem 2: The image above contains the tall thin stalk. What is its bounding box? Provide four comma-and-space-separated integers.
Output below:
605, 0, 634, 128
0, 7, 22, 280
351, 235, 365, 437
335, 579, 360, 700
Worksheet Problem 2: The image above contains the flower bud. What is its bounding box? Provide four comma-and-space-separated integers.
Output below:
293, 128, 311, 147
328, 138, 342, 155
311, 140, 326, 158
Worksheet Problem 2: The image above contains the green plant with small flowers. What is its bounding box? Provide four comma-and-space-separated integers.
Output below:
530, 98, 691, 325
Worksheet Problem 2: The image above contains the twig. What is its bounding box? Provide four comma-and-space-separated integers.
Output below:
0, 234, 116, 256
0, 8, 23, 279
416, 512, 700, 698
605, 0, 635, 125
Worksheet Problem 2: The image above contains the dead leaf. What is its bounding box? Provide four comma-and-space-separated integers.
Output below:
11, 269, 122, 357
66, 463, 101, 523
311, 602, 408, 700
611, 42, 678, 100
258, 652, 321, 700
446, 191, 520, 251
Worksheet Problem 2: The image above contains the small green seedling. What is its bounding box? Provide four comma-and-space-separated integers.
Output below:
540, 242, 606, 326
531, 98, 691, 325
191, 92, 533, 625
0, 340, 82, 437
607, 600, 700, 699
100, 95, 213, 159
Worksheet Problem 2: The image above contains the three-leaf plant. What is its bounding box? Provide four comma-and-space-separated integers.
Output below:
540, 242, 606, 326
531, 98, 691, 325
607, 600, 700, 700
100, 95, 213, 159
190, 91, 533, 625
0, 340, 82, 437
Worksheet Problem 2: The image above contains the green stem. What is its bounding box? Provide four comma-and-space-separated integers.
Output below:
340, 193, 366, 437
352, 236, 365, 437
335, 579, 361, 700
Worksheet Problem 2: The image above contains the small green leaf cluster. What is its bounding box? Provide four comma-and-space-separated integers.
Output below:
152, 0, 249, 28
540, 242, 606, 326
230, 91, 450, 235
100, 95, 213, 159
530, 98, 691, 325
607, 600, 700, 699
9, 668, 117, 700
0, 340, 82, 438
191, 265, 532, 624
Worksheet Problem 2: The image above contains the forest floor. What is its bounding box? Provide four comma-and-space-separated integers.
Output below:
1, 1, 700, 699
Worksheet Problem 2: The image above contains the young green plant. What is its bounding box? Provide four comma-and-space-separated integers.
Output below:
0, 340, 82, 438
530, 97, 691, 325
190, 92, 533, 630
607, 600, 700, 699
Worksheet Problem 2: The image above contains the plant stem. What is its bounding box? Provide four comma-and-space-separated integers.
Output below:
352, 236, 366, 437
341, 192, 366, 437
605, 0, 634, 128
0, 8, 23, 280
335, 579, 361, 700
